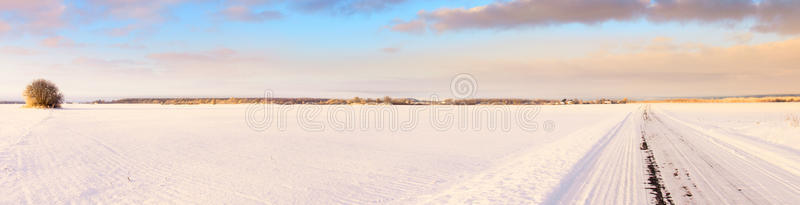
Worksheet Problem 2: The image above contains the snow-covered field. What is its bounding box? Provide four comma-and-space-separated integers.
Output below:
1, 103, 798, 204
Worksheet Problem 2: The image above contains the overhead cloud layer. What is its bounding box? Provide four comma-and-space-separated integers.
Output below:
287, 0, 407, 14
450, 36, 800, 97
219, 0, 408, 19
2, 0, 798, 100
0, 0, 409, 36
0, 0, 67, 35
217, 5, 283, 22
392, 0, 800, 34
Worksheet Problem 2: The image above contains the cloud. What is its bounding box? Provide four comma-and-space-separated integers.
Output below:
474, 36, 800, 97
0, 46, 39, 55
0, 0, 408, 37
729, 32, 754, 44
72, 57, 144, 67
394, 0, 646, 32
217, 5, 283, 22
40, 36, 83, 48
647, 0, 756, 22
290, 0, 339, 13
392, 0, 800, 34
147, 48, 239, 63
381, 46, 400, 53
111, 43, 147, 49
0, 20, 10, 33
346, 0, 406, 13
753, 0, 800, 34
105, 24, 145, 36
58, 57, 156, 83
144, 47, 280, 81
85, 0, 186, 21
389, 19, 426, 33
225, 0, 407, 15
71, 0, 200, 37
0, 0, 67, 34
0, 0, 185, 36
328, 0, 407, 14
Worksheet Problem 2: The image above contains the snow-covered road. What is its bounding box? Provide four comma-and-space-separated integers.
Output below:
643, 104, 800, 204
1, 103, 798, 204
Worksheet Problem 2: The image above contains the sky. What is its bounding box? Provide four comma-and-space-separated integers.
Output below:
1, 0, 799, 101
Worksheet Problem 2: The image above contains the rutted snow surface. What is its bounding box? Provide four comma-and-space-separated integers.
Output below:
1, 103, 799, 204
644, 104, 800, 204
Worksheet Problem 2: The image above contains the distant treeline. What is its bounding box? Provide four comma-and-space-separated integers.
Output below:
106, 98, 333, 105
95, 97, 631, 105
637, 96, 800, 103
0, 101, 24, 104
93, 95, 800, 105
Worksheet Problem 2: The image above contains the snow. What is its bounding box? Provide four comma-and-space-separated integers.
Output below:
1, 103, 799, 204
646, 103, 800, 204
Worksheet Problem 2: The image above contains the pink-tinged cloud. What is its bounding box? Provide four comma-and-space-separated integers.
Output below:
339, 0, 407, 14
105, 24, 141, 36
1, 0, 174, 36
72, 56, 144, 67
0, 0, 408, 37
392, 0, 800, 34
111, 43, 147, 49
217, 5, 283, 22
647, 0, 756, 22
729, 32, 754, 44
74, 0, 192, 36
753, 0, 800, 34
389, 19, 425, 33
394, 0, 646, 32
0, 20, 9, 33
225, 0, 277, 6
233, 0, 407, 14
380, 46, 400, 53
144, 47, 277, 80
147, 48, 239, 63
40, 36, 82, 48
62, 57, 156, 79
0, 46, 38, 55
456, 36, 800, 97
86, 0, 185, 21
0, 0, 67, 34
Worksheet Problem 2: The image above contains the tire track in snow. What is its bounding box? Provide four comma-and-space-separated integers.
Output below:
2, 112, 272, 204
645, 109, 753, 204
657, 108, 800, 178
543, 107, 650, 205
644, 106, 800, 204
414, 109, 637, 204
54, 127, 273, 204
3, 113, 146, 204
0, 110, 53, 204
640, 106, 674, 205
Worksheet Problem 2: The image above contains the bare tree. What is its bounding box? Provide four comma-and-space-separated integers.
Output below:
23, 79, 64, 108
383, 96, 392, 105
